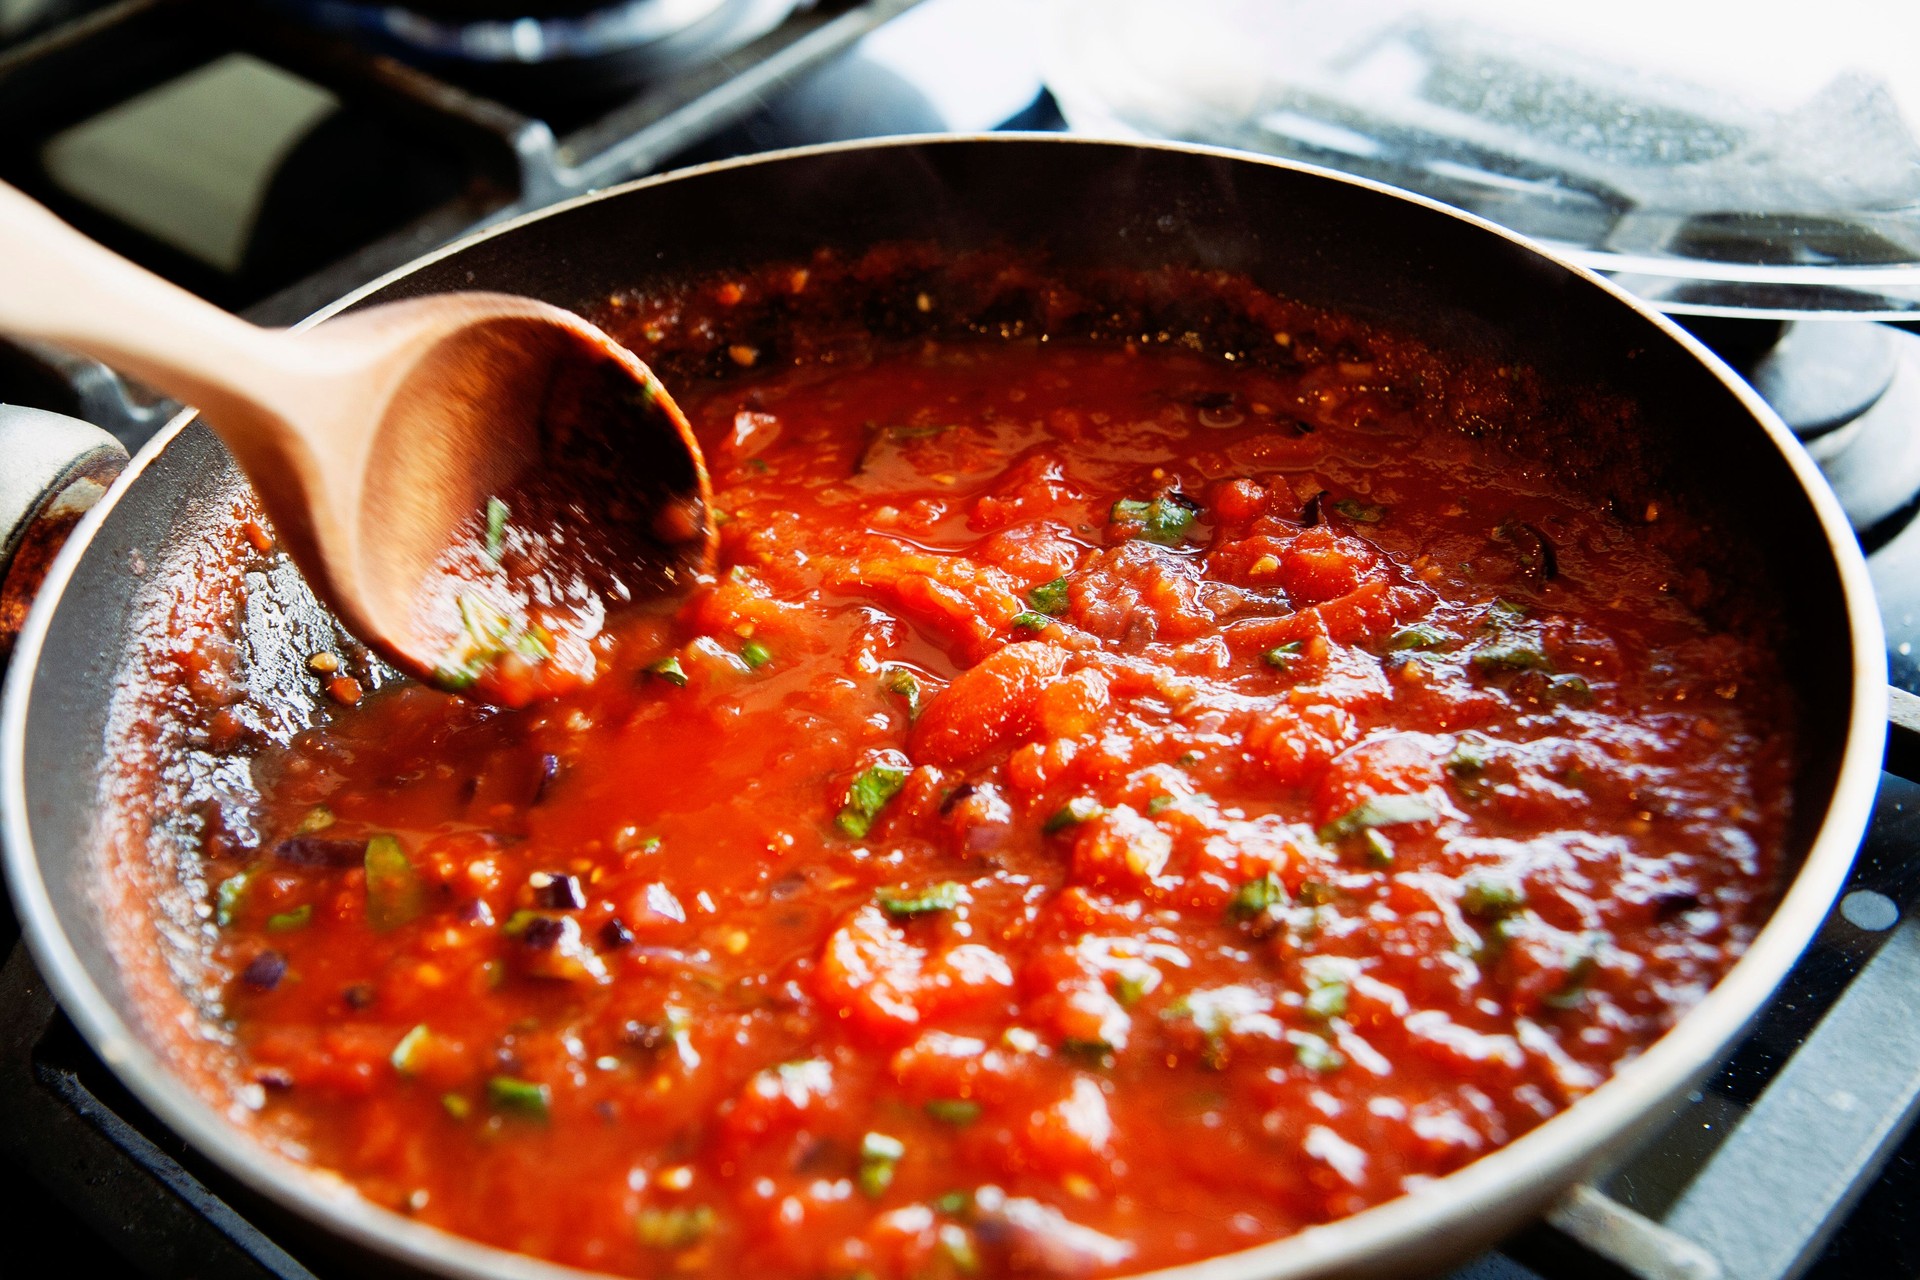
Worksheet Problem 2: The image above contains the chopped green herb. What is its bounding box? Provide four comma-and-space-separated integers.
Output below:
1263, 641, 1303, 671
878, 882, 965, 918
884, 668, 922, 716
483, 496, 509, 562
266, 904, 313, 933
1446, 735, 1490, 777
648, 656, 689, 687
1331, 497, 1386, 523
1544, 932, 1606, 1009
1061, 1038, 1116, 1065
746, 457, 770, 474
1360, 828, 1395, 867
837, 761, 911, 838
1027, 577, 1070, 616
925, 1098, 982, 1126
740, 640, 773, 669
636, 1204, 716, 1251
1010, 611, 1052, 633
1292, 1033, 1345, 1073
1490, 598, 1528, 619
293, 804, 334, 835
1387, 623, 1449, 651
1548, 673, 1593, 704
1304, 978, 1349, 1021
390, 1024, 432, 1075
1460, 872, 1526, 918
1228, 872, 1287, 920
939, 1223, 981, 1275
1317, 794, 1439, 843
1472, 642, 1552, 673
934, 1190, 972, 1216
215, 869, 253, 928
1110, 495, 1197, 545
441, 1092, 471, 1121
858, 1131, 906, 1198
364, 834, 425, 932
1113, 969, 1158, 1007
435, 592, 550, 688
1146, 794, 1176, 816
1044, 796, 1104, 833
486, 1075, 551, 1120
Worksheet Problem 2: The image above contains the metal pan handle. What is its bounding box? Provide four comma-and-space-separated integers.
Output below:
0, 403, 126, 667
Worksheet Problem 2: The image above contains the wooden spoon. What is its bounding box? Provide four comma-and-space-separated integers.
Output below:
0, 181, 716, 707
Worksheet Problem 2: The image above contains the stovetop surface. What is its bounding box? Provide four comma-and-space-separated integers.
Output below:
5, 2, 1920, 1278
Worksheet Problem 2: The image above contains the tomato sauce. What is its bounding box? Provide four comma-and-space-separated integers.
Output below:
204, 266, 1792, 1279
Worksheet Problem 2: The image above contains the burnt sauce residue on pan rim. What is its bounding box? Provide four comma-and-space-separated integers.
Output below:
92, 245, 1794, 1278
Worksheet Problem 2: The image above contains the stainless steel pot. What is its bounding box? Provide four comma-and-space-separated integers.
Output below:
0, 135, 1890, 1280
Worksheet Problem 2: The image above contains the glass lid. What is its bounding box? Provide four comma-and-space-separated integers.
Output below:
1042, 0, 1920, 318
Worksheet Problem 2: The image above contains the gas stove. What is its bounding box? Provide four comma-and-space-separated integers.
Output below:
3, 3, 1920, 1278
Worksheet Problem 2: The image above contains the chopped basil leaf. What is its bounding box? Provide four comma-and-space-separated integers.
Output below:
1460, 872, 1526, 918
483, 496, 509, 562
636, 1204, 715, 1251
740, 640, 773, 669
293, 804, 334, 835
925, 1098, 982, 1126
1263, 641, 1302, 670
390, 1024, 431, 1074
837, 761, 911, 838
364, 834, 425, 932
486, 1075, 551, 1119
266, 903, 313, 932
1472, 642, 1553, 673
1317, 794, 1439, 843
1331, 497, 1385, 523
1228, 872, 1287, 919
884, 667, 922, 716
1010, 611, 1052, 632
1027, 576, 1070, 615
1305, 978, 1349, 1021
1292, 1033, 1345, 1073
858, 1131, 906, 1198
648, 656, 689, 687
878, 882, 965, 918
1387, 623, 1449, 651
215, 869, 253, 928
1044, 796, 1104, 833
1111, 495, 1197, 545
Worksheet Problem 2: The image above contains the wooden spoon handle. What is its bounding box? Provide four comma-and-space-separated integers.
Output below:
0, 181, 297, 430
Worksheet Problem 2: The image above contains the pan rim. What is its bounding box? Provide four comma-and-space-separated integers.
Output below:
0, 132, 1890, 1280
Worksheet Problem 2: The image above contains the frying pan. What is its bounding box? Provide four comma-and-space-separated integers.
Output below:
0, 136, 1890, 1279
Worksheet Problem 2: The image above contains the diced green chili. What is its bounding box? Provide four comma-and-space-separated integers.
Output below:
1027, 577, 1070, 615
924, 1099, 982, 1126
1263, 641, 1303, 671
1010, 611, 1052, 632
1387, 623, 1449, 651
365, 834, 425, 932
1331, 498, 1385, 523
390, 1024, 432, 1075
878, 882, 965, 918
486, 1075, 551, 1120
1110, 495, 1196, 545
266, 904, 313, 933
1317, 794, 1439, 843
648, 656, 688, 687
1044, 796, 1104, 833
858, 1131, 906, 1198
740, 640, 773, 669
483, 496, 509, 562
837, 761, 911, 838
1305, 978, 1349, 1021
215, 869, 253, 928
636, 1204, 715, 1251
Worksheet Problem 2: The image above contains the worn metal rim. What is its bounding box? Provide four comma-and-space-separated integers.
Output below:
0, 133, 1890, 1280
